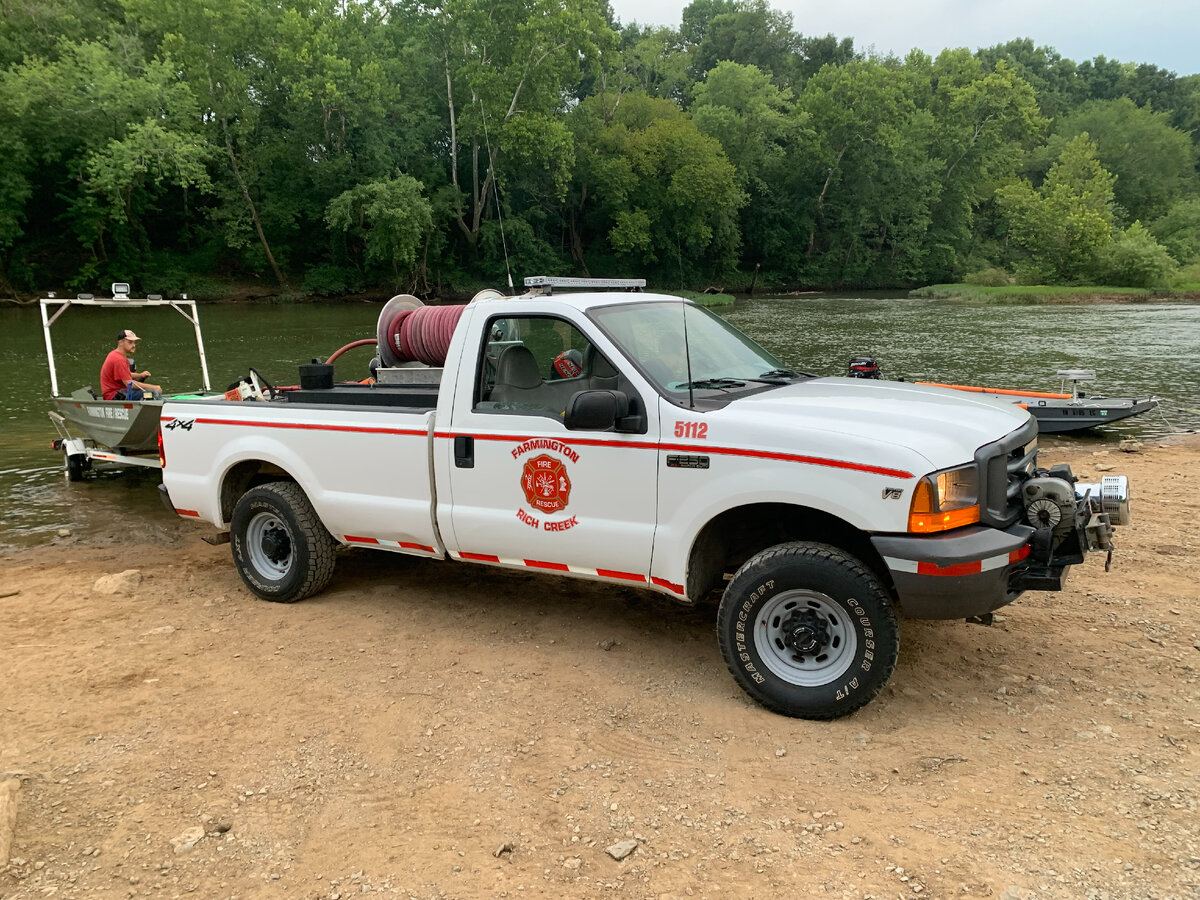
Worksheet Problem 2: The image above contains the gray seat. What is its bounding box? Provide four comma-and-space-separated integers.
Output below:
586, 349, 619, 392
489, 345, 544, 407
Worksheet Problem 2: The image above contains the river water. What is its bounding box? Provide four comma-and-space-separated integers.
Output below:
2, 295, 1196, 551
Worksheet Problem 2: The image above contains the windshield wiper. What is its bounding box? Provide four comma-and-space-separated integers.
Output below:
759, 367, 818, 380
679, 377, 747, 390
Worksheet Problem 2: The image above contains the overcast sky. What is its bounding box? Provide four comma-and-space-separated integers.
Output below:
607, 0, 1200, 77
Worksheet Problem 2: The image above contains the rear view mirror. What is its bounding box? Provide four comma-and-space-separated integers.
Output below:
565, 390, 629, 430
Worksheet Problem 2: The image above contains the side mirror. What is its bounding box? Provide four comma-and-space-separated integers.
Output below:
564, 390, 630, 431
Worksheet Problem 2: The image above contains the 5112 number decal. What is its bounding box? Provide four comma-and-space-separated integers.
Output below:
674, 421, 708, 440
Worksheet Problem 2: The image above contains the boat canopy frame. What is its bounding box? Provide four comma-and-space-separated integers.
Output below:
40, 293, 213, 398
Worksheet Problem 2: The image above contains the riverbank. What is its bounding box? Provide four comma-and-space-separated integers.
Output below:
910, 283, 1200, 304
1, 434, 1197, 899
8, 280, 1200, 307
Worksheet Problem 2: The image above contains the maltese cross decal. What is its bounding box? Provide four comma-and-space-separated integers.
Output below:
521, 454, 572, 513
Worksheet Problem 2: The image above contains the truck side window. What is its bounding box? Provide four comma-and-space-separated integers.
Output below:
476, 316, 615, 419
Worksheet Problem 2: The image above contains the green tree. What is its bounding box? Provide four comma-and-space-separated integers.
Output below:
690, 60, 809, 265
793, 58, 944, 284
920, 51, 1046, 277
691, 0, 802, 88
129, 0, 293, 284
679, 0, 737, 46
1150, 198, 1200, 263
614, 24, 691, 102
1101, 221, 1177, 288
996, 133, 1116, 282
326, 175, 433, 286
1050, 98, 1197, 223
425, 0, 615, 255
82, 121, 213, 245
0, 31, 208, 285
974, 39, 1082, 118
566, 92, 745, 279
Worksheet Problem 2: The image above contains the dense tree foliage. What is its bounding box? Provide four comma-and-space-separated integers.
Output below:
1, 0, 1198, 296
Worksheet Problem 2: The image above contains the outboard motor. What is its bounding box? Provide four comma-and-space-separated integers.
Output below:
848, 356, 881, 379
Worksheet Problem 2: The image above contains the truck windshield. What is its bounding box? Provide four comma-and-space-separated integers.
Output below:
590, 300, 792, 396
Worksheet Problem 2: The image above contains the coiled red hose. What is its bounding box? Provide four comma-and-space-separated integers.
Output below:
385, 305, 466, 366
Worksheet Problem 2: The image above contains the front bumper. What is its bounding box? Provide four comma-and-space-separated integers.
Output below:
872, 523, 1045, 619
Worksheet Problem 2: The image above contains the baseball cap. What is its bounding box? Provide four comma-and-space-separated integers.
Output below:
117, 329, 141, 342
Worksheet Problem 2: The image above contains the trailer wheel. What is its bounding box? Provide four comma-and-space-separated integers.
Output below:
63, 447, 86, 482
230, 482, 336, 603
717, 542, 899, 720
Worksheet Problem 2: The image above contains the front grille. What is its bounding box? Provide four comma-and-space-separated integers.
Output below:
975, 419, 1038, 527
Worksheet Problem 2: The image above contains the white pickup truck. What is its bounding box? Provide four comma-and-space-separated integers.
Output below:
158, 277, 1130, 719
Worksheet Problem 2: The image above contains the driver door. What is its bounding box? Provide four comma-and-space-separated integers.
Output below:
444, 312, 659, 581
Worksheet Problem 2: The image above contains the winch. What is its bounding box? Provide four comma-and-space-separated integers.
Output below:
1017, 465, 1130, 587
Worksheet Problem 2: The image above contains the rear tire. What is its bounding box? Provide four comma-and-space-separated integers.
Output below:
230, 482, 336, 603
717, 542, 899, 719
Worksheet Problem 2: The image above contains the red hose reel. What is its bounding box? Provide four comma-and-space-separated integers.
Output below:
375, 294, 466, 367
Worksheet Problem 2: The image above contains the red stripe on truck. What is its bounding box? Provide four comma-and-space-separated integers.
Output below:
433, 431, 912, 479
596, 568, 647, 583
917, 560, 983, 577
524, 559, 571, 571
192, 417, 426, 437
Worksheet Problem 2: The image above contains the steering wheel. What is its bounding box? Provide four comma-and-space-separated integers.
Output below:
248, 367, 277, 400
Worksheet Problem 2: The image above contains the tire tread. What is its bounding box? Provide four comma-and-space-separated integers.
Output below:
717, 541, 899, 720
231, 482, 336, 603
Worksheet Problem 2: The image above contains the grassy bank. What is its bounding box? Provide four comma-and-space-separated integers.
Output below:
673, 289, 735, 307
910, 283, 1200, 304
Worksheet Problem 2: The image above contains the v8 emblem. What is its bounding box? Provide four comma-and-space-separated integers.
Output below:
881, 487, 903, 500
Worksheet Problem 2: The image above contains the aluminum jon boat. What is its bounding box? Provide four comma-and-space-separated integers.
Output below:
42, 283, 217, 480
915, 370, 1160, 434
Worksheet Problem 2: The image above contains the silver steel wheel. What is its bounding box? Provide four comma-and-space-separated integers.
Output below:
245, 510, 294, 581
754, 589, 858, 687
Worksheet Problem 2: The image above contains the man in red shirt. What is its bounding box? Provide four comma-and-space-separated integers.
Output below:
100, 330, 162, 400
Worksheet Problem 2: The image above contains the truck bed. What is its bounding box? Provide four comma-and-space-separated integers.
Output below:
278, 383, 440, 409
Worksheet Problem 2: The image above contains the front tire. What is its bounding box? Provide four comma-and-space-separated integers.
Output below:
717, 542, 899, 719
230, 482, 337, 603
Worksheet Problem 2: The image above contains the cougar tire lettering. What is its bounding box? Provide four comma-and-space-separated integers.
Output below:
716, 542, 899, 720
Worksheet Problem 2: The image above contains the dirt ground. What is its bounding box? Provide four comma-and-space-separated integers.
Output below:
1, 436, 1197, 900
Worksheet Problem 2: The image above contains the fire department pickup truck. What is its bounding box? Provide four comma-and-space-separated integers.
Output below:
158, 277, 1130, 719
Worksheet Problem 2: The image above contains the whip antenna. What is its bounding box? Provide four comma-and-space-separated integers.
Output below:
476, 98, 513, 291
681, 298, 695, 409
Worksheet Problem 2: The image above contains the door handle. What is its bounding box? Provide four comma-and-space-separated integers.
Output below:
453, 435, 474, 468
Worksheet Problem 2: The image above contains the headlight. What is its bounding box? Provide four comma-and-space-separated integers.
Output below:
908, 463, 980, 533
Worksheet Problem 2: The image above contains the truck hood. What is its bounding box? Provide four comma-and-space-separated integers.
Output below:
722, 377, 1032, 472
